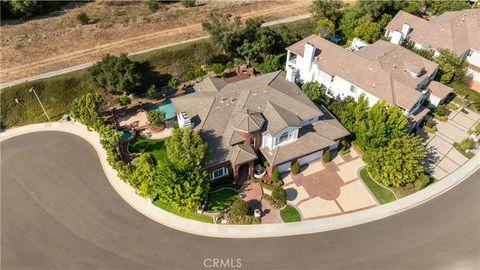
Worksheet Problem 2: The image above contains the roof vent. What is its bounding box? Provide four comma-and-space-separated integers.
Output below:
231, 97, 237, 103
221, 97, 228, 103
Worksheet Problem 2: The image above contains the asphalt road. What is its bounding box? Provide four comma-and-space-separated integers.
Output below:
2, 131, 479, 270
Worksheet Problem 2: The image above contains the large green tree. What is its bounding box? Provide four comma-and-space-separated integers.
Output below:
310, 0, 344, 25
156, 160, 210, 211
315, 18, 335, 38
70, 92, 104, 131
427, 0, 471, 15
354, 20, 382, 43
301, 82, 325, 103
365, 134, 427, 187
435, 48, 468, 84
89, 54, 142, 94
127, 153, 159, 199
165, 127, 208, 172
355, 101, 408, 151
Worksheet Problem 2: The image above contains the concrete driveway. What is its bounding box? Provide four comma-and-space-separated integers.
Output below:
419, 106, 479, 180
283, 147, 378, 220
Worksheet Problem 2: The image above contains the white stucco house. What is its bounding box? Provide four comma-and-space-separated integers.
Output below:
285, 35, 452, 130
385, 9, 480, 88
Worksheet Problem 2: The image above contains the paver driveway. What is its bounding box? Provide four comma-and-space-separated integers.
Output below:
418, 105, 479, 180
284, 147, 378, 220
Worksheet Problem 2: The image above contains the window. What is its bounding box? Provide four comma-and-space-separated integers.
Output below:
349, 85, 358, 94
211, 167, 228, 180
327, 88, 334, 97
278, 132, 289, 144
250, 137, 256, 147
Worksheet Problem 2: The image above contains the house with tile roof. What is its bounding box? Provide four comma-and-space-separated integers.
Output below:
385, 9, 480, 87
171, 71, 349, 180
285, 35, 452, 129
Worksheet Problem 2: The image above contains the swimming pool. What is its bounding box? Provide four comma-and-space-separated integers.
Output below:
146, 99, 176, 119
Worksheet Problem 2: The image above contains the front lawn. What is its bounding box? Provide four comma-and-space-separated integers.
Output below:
128, 136, 167, 163
280, 205, 301, 223
205, 189, 240, 212
359, 168, 396, 204
153, 199, 213, 223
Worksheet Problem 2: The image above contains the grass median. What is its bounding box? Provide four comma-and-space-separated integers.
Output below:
280, 205, 301, 223
153, 199, 213, 224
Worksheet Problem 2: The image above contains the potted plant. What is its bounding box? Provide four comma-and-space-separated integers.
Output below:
147, 110, 166, 131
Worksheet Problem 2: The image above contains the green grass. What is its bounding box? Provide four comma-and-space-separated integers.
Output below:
128, 136, 167, 163
205, 189, 240, 212
0, 69, 93, 129
451, 82, 480, 112
280, 205, 301, 223
359, 168, 396, 204
453, 143, 476, 159
153, 199, 213, 223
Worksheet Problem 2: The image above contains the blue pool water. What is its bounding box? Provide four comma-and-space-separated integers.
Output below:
121, 129, 134, 141
146, 99, 176, 119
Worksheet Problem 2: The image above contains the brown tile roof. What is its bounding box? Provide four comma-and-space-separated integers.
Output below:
229, 109, 265, 133
260, 106, 349, 166
229, 144, 257, 166
386, 9, 480, 55
262, 101, 302, 135
428, 80, 452, 99
288, 35, 434, 110
172, 71, 346, 167
409, 106, 430, 122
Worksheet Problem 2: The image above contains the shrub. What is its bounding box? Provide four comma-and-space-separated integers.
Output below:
447, 103, 459, 110
147, 0, 159, 12
423, 117, 437, 133
168, 77, 180, 89
118, 95, 131, 106
291, 161, 300, 175
434, 104, 449, 117
272, 187, 287, 203
230, 199, 248, 216
271, 168, 280, 182
181, 0, 195, 8
414, 174, 431, 191
339, 140, 351, 155
89, 54, 142, 94
185, 71, 195, 81
196, 68, 207, 77
77, 12, 90, 25
147, 110, 166, 127
210, 63, 225, 75
322, 149, 331, 162
146, 84, 157, 97
225, 61, 234, 69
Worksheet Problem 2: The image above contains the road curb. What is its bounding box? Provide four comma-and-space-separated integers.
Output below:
2, 122, 479, 238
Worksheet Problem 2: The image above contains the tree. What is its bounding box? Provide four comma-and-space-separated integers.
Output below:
147, 0, 159, 12
168, 77, 180, 89
338, 6, 368, 39
435, 48, 468, 84
237, 41, 259, 64
118, 95, 131, 106
272, 187, 287, 203
365, 134, 427, 187
402, 1, 422, 15
185, 71, 195, 81
147, 111, 166, 128
355, 101, 408, 151
210, 63, 225, 76
146, 84, 157, 97
328, 95, 369, 133
77, 12, 90, 25
301, 82, 324, 103
253, 54, 284, 73
89, 54, 142, 94
128, 154, 159, 199
70, 92, 104, 131
9, 0, 38, 18
156, 160, 210, 210
99, 124, 121, 155
427, 0, 471, 15
354, 21, 381, 43
378, 13, 392, 28
310, 0, 344, 25
315, 18, 335, 38
291, 162, 300, 175
181, 0, 195, 8
165, 127, 208, 172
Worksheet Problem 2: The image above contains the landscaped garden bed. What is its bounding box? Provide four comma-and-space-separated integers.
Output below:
280, 205, 301, 223
205, 188, 240, 213
359, 168, 396, 204
128, 136, 167, 163
153, 199, 213, 223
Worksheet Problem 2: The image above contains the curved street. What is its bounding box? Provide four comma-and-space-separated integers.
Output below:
2, 131, 479, 270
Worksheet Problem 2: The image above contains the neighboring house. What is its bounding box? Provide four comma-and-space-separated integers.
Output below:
385, 9, 480, 86
285, 35, 451, 129
171, 71, 349, 181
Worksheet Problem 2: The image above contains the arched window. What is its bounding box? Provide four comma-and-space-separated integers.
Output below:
278, 132, 289, 144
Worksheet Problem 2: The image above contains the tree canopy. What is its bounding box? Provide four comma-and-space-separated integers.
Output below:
165, 127, 208, 172
354, 21, 382, 43
435, 48, 468, 84
310, 0, 344, 25
70, 92, 104, 131
427, 0, 471, 15
301, 82, 325, 103
89, 54, 142, 94
315, 18, 335, 38
365, 134, 427, 187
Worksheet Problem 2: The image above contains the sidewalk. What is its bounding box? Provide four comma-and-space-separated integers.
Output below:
1, 121, 479, 238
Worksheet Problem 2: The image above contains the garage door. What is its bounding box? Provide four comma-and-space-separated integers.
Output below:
297, 150, 323, 166
277, 161, 291, 173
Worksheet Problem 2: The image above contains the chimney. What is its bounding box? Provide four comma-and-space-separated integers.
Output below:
401, 23, 411, 38
302, 42, 316, 71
